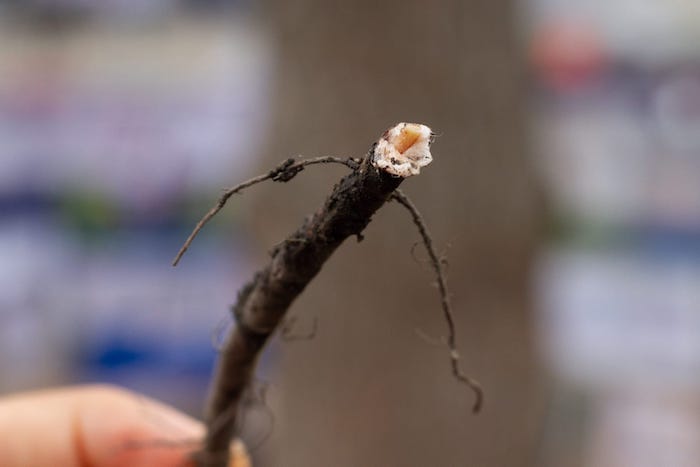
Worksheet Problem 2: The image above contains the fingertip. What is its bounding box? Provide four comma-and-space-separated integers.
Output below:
230, 440, 251, 467
190, 440, 251, 467
76, 385, 251, 467
0, 385, 250, 467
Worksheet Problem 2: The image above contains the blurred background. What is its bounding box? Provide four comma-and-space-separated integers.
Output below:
1, 0, 699, 466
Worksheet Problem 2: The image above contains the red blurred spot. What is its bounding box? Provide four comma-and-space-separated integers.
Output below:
530, 19, 606, 91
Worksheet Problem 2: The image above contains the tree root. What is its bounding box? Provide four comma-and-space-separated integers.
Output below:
173, 123, 480, 467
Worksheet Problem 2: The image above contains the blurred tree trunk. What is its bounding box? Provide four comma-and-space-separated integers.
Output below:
249, 1, 544, 466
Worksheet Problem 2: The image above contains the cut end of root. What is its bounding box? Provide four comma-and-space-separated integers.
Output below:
373, 122, 433, 177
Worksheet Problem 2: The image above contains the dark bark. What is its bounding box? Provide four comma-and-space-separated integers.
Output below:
193, 147, 405, 466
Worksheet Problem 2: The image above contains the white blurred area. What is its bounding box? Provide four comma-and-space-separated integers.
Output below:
0, 4, 269, 200
525, 1, 700, 466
